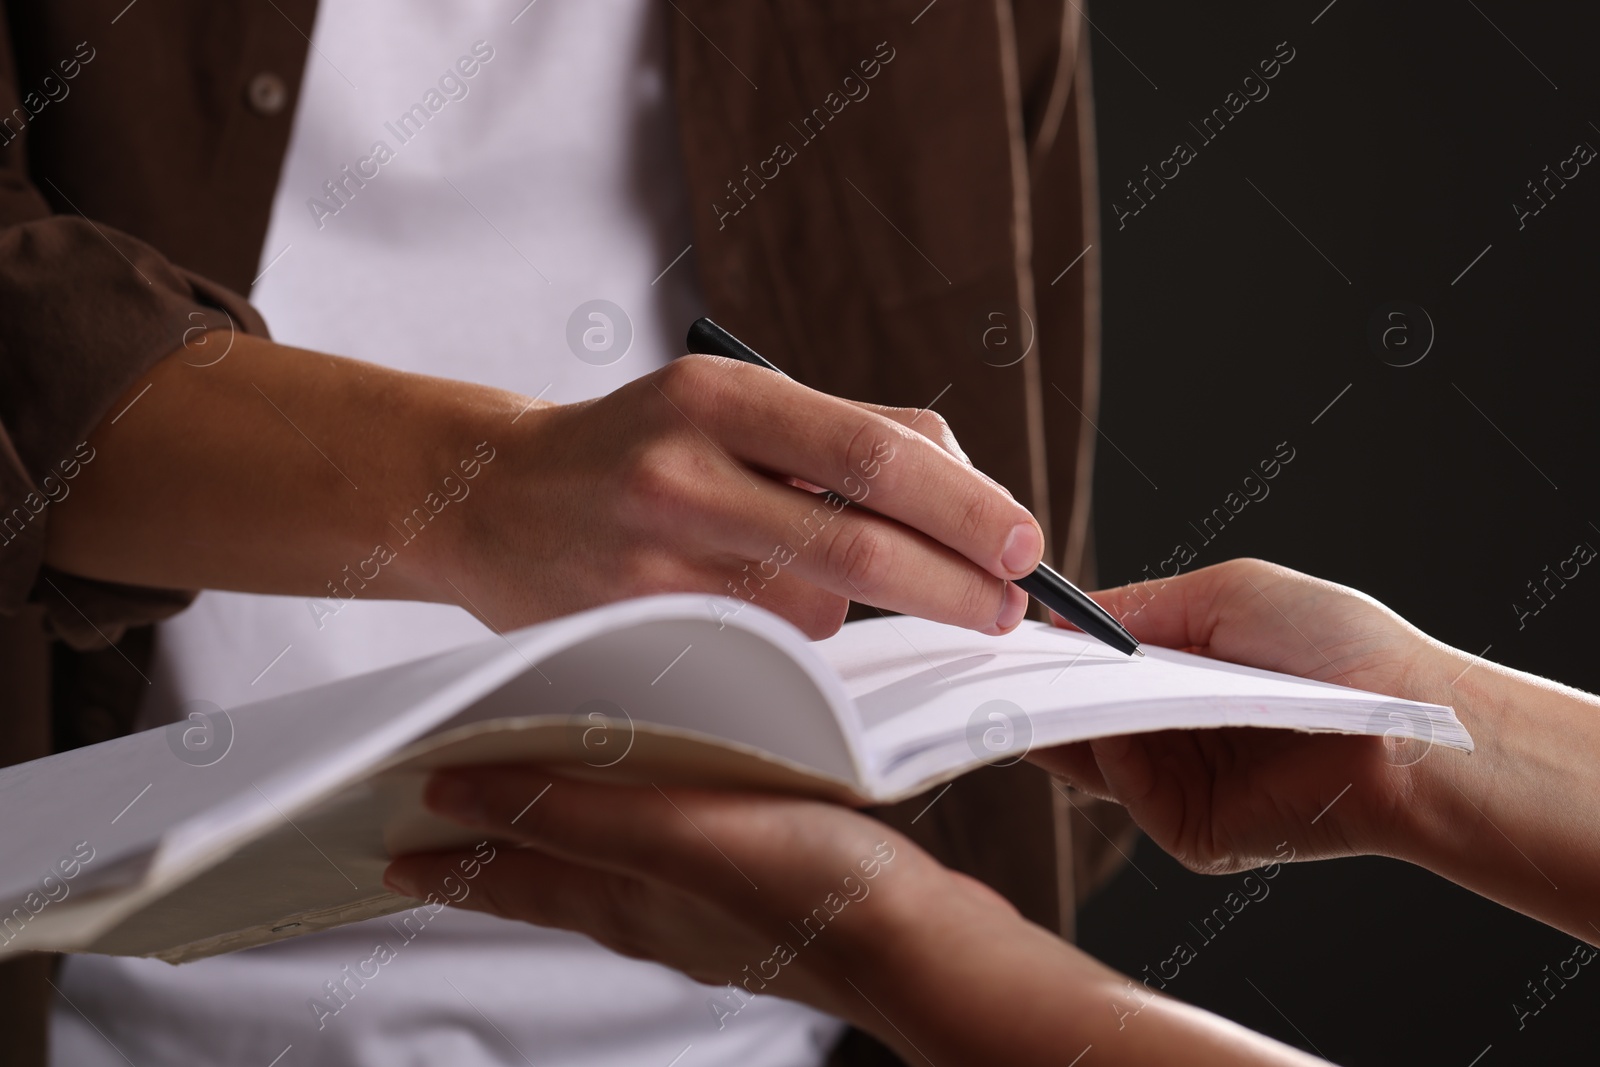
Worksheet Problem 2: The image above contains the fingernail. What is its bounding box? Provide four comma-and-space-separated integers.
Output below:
994, 584, 1028, 633
1001, 522, 1042, 576
428, 776, 485, 824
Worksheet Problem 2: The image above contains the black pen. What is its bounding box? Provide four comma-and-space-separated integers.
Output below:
685, 317, 1143, 658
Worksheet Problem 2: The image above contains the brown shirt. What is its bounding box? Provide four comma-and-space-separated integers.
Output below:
0, 2, 1119, 1063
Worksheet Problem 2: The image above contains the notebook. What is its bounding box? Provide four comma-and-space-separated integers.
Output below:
0, 594, 1470, 964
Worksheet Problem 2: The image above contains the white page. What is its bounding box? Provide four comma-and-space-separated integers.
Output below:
815, 618, 1470, 795
0, 636, 519, 950
451, 599, 862, 784
0, 595, 857, 956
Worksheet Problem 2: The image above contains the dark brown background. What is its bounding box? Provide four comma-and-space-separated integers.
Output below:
1076, 1, 1598, 1063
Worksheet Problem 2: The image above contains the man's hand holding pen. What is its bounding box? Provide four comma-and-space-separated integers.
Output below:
470, 349, 1042, 640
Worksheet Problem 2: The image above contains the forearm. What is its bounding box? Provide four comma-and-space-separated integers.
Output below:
1402, 652, 1600, 943
45, 332, 527, 607
845, 889, 1322, 1066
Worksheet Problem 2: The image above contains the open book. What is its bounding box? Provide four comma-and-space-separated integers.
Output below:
0, 594, 1470, 964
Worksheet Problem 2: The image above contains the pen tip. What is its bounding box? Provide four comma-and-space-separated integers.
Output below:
1132, 647, 1145, 658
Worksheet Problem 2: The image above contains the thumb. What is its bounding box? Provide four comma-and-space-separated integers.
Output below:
1073, 564, 1241, 651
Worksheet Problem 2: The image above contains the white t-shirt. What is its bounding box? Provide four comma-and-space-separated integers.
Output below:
51, 2, 842, 1065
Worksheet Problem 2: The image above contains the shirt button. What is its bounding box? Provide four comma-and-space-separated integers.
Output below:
246, 72, 288, 115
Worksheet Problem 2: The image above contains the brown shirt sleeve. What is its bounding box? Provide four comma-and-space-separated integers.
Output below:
0, 22, 267, 648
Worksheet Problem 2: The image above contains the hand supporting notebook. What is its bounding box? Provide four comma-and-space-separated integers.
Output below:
1036, 558, 1600, 943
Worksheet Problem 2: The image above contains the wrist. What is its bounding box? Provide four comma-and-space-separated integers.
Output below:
1386, 642, 1508, 868
797, 858, 966, 1037
814, 860, 1047, 1058
374, 374, 531, 611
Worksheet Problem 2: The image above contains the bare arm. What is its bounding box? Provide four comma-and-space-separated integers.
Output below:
47, 332, 508, 607
1036, 559, 1600, 944
1403, 657, 1600, 943
384, 773, 1327, 1067
47, 332, 1048, 638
